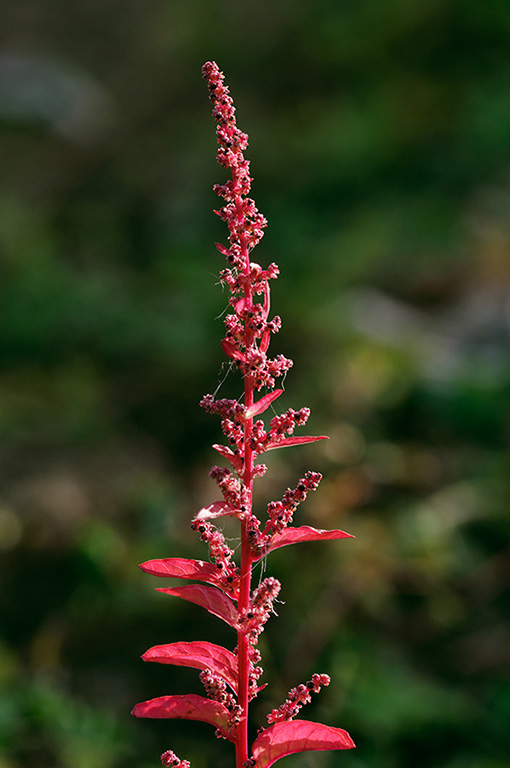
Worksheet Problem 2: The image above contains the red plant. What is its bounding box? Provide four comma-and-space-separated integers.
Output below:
132, 61, 355, 768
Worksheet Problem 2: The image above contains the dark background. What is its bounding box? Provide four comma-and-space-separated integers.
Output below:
1, 2, 509, 767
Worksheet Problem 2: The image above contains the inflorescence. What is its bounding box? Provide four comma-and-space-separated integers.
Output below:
133, 61, 355, 768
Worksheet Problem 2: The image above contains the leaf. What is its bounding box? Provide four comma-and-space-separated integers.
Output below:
142, 641, 238, 692
140, 557, 219, 580
156, 584, 239, 628
132, 694, 235, 741
245, 390, 283, 420
234, 297, 248, 313
260, 330, 270, 354
254, 526, 353, 561
221, 339, 246, 362
266, 435, 328, 451
139, 556, 238, 598
140, 556, 221, 582
216, 242, 230, 256
193, 500, 239, 523
252, 720, 355, 768
213, 444, 243, 471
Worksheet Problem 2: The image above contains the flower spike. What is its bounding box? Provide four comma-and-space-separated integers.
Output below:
133, 62, 355, 768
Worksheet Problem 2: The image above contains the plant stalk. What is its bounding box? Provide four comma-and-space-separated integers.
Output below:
236, 230, 255, 768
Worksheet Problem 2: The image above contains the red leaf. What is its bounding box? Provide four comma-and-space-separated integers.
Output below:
142, 641, 238, 692
156, 584, 239, 628
266, 435, 329, 451
132, 694, 235, 741
139, 556, 238, 598
234, 297, 248, 313
252, 720, 355, 768
221, 339, 246, 362
245, 390, 283, 420
260, 330, 270, 353
193, 500, 239, 523
216, 242, 230, 256
140, 557, 218, 580
254, 526, 353, 561
140, 556, 220, 582
213, 444, 243, 471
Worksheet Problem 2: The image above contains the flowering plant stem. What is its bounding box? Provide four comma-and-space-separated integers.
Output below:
238, 392, 254, 768
132, 61, 355, 768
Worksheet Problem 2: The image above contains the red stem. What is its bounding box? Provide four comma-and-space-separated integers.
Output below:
236, 229, 254, 768
236, 420, 253, 768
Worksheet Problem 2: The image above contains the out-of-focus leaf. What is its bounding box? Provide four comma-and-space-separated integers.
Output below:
132, 694, 235, 741
251, 720, 355, 768
156, 584, 238, 628
142, 641, 238, 692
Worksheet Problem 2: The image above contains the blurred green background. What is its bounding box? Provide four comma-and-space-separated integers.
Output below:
1, 2, 509, 767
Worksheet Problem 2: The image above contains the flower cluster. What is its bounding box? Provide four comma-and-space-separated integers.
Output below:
249, 408, 311, 454
268, 408, 311, 439
200, 668, 241, 734
219, 261, 279, 297
200, 395, 246, 423
202, 60, 266, 258
219, 294, 293, 392
202, 61, 292, 392
189, 520, 239, 587
239, 577, 281, 642
267, 674, 331, 724
263, 471, 322, 537
210, 466, 242, 507
161, 750, 190, 768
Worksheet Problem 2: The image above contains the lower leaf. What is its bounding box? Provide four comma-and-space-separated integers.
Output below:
251, 720, 355, 768
132, 694, 235, 741
142, 641, 238, 692
156, 584, 239, 628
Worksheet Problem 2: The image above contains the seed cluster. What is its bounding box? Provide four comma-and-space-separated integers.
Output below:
267, 674, 331, 724
189, 519, 240, 593
202, 61, 292, 392
263, 471, 323, 538
239, 576, 281, 644
202, 60, 266, 260
199, 668, 242, 735
209, 465, 242, 507
160, 750, 190, 768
